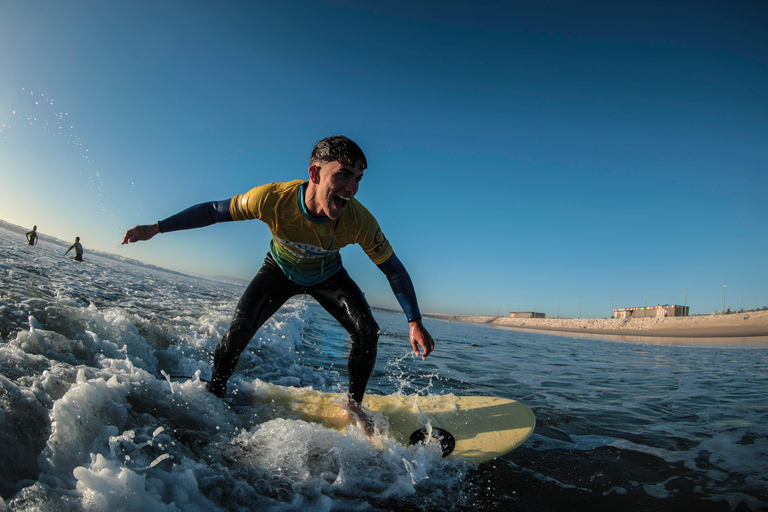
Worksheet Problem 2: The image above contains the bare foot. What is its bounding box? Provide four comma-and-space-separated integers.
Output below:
340, 396, 376, 437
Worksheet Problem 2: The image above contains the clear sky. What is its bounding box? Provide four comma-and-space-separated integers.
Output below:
1, 0, 766, 318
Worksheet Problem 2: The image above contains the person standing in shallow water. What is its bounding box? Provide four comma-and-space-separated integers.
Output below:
121, 135, 435, 435
65, 237, 84, 261
26, 226, 38, 246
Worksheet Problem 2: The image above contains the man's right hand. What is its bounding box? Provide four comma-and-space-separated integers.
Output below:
122, 223, 160, 244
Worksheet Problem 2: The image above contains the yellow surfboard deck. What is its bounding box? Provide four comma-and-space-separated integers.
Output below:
240, 379, 535, 464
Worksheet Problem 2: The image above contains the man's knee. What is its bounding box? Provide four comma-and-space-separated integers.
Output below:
219, 318, 256, 355
354, 315, 380, 347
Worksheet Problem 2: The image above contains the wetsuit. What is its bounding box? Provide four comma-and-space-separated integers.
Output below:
26, 230, 38, 246
157, 180, 422, 401
66, 242, 84, 261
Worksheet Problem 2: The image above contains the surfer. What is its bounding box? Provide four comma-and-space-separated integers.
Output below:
65, 237, 84, 261
26, 225, 39, 246
122, 135, 435, 434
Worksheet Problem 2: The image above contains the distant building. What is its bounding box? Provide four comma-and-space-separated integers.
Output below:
613, 305, 689, 319
509, 312, 546, 319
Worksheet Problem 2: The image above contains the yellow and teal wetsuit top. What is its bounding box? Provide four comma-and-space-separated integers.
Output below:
157, 180, 421, 321
229, 180, 392, 285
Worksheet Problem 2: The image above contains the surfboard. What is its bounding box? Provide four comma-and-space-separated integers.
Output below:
239, 379, 535, 464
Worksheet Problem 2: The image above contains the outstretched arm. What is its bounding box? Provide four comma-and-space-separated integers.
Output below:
377, 253, 435, 359
121, 199, 233, 245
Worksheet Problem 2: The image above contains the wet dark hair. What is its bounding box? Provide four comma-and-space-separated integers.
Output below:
310, 135, 367, 170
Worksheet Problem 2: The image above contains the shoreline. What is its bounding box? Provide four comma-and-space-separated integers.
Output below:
423, 310, 768, 347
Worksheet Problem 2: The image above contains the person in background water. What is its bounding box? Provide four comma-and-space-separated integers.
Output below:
65, 237, 84, 261
122, 135, 435, 434
26, 225, 39, 246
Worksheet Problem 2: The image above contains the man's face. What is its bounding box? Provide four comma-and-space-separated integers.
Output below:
310, 161, 364, 219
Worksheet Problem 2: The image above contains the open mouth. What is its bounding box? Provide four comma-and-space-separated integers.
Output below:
333, 195, 350, 210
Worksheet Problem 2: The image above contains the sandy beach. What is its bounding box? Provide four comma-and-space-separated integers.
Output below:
424, 310, 768, 346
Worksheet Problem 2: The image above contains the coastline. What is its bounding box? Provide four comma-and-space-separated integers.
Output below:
423, 310, 768, 347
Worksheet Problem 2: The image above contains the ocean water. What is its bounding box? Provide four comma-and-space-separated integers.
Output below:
1, 223, 767, 512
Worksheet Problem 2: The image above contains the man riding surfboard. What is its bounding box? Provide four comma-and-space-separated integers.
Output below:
122, 135, 435, 434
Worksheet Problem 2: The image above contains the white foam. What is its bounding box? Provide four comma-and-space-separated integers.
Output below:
40, 375, 130, 480
75, 453, 188, 512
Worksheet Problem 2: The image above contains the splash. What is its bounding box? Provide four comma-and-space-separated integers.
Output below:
1, 87, 112, 216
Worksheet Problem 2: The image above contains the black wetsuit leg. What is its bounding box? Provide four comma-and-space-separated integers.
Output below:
308, 268, 380, 404
209, 254, 302, 394
210, 254, 379, 403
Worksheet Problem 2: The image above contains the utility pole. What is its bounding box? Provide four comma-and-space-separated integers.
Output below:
723, 283, 726, 313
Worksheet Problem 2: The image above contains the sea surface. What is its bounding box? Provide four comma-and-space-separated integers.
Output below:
1, 223, 767, 512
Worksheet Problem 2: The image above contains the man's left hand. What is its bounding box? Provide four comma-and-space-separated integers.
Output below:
409, 319, 435, 359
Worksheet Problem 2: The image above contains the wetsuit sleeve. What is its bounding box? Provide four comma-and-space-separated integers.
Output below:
157, 200, 234, 233
377, 253, 422, 322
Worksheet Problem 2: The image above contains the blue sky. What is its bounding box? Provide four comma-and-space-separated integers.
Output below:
1, 0, 766, 318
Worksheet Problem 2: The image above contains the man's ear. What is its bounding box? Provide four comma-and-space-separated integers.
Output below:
308, 164, 321, 184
